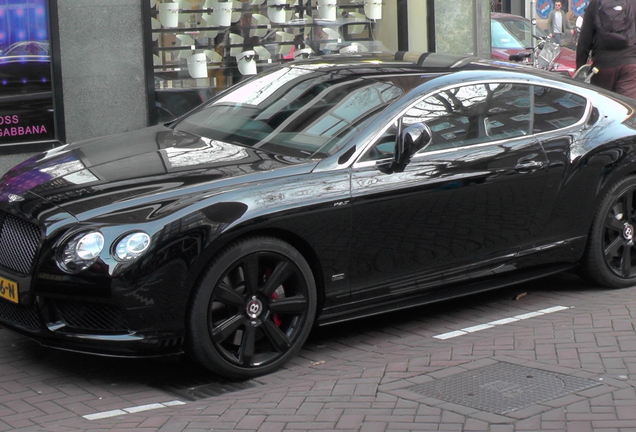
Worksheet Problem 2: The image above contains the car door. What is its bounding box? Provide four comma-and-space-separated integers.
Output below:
348, 81, 550, 307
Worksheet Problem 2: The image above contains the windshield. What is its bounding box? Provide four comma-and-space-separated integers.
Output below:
174, 64, 405, 159
491, 18, 547, 49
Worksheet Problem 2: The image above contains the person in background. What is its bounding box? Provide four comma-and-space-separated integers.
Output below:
576, 0, 636, 98
547, 1, 574, 45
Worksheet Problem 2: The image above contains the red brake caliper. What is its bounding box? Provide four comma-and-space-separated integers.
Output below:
265, 269, 284, 327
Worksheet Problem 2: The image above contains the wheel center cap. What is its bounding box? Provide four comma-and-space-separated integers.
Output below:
246, 297, 263, 319
624, 224, 635, 241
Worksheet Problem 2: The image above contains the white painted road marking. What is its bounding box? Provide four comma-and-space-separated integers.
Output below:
433, 305, 570, 340
83, 400, 186, 420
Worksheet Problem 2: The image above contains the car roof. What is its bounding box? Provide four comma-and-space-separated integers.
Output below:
284, 51, 583, 92
285, 51, 548, 80
292, 51, 501, 74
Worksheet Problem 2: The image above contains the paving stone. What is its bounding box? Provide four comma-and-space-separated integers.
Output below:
1, 275, 636, 430
565, 421, 593, 432
462, 418, 489, 431
359, 422, 387, 432
515, 414, 542, 430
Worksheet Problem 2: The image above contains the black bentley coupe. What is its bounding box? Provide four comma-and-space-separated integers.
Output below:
1, 52, 636, 379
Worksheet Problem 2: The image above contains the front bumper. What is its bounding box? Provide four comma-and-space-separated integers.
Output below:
0, 295, 185, 357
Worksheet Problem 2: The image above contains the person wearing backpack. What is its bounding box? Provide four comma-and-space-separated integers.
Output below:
576, 0, 636, 98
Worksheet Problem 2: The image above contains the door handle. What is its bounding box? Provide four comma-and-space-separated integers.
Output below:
515, 160, 545, 173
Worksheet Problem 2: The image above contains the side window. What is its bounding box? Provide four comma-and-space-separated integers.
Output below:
358, 122, 399, 162
360, 82, 534, 161
532, 87, 587, 133
404, 83, 533, 152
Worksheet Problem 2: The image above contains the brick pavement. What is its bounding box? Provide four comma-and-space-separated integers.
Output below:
1, 271, 635, 431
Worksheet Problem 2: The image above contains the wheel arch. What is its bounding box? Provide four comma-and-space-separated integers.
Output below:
588, 171, 636, 239
578, 141, 636, 230
183, 226, 327, 322
594, 165, 636, 216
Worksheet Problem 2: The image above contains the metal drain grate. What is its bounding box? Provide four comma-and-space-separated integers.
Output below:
408, 362, 599, 414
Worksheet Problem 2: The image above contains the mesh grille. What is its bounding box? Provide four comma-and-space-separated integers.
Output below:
0, 211, 41, 274
0, 299, 40, 330
55, 300, 130, 332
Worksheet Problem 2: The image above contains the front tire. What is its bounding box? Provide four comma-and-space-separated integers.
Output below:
583, 176, 636, 288
186, 237, 317, 380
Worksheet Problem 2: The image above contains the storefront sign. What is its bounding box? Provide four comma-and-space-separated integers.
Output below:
572, 0, 589, 16
536, 0, 553, 19
0, 115, 49, 138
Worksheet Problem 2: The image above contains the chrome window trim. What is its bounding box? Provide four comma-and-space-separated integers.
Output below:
353, 131, 542, 169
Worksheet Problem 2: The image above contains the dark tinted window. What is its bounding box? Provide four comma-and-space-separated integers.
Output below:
361, 82, 588, 162
361, 83, 533, 161
532, 86, 587, 133
407, 83, 532, 151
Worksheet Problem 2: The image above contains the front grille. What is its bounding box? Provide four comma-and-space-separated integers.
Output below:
0, 299, 40, 331
0, 211, 41, 274
55, 300, 130, 332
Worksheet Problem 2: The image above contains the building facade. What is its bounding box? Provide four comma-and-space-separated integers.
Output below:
1, 0, 499, 151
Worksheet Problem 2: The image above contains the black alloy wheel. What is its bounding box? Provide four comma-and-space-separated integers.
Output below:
584, 176, 636, 288
187, 237, 317, 380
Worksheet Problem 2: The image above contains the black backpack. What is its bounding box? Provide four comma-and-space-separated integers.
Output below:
594, 0, 636, 49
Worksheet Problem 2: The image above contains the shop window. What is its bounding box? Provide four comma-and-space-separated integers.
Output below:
0, 0, 55, 146
149, 0, 390, 122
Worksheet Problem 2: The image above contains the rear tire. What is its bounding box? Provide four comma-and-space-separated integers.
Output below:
583, 176, 636, 288
186, 237, 317, 380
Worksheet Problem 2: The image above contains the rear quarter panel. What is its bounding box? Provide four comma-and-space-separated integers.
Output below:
527, 90, 636, 265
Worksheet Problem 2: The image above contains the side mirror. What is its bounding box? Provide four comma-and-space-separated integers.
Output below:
390, 122, 431, 172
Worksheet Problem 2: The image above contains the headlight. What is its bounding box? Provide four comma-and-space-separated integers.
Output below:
59, 231, 104, 273
114, 232, 151, 261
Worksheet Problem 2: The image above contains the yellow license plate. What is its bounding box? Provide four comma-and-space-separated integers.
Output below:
0, 276, 18, 304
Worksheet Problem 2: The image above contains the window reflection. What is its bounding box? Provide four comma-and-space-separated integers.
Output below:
163, 139, 249, 168
362, 81, 589, 162
176, 66, 404, 158
532, 86, 586, 133
217, 66, 316, 106
404, 83, 532, 152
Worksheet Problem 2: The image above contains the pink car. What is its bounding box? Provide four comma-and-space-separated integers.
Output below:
491, 12, 577, 77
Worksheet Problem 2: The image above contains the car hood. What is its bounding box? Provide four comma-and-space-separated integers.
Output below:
553, 47, 577, 75
0, 125, 318, 222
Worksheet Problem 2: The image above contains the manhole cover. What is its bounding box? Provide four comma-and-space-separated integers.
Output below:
408, 362, 599, 414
